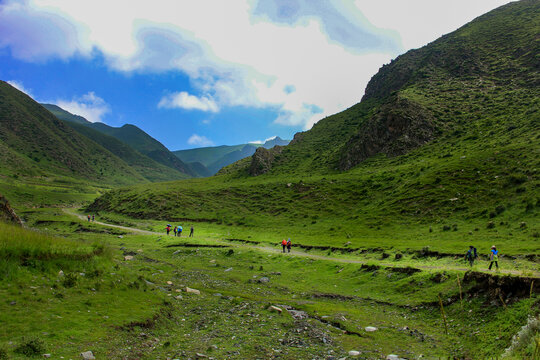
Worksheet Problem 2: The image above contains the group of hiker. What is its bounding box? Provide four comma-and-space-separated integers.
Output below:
165, 224, 194, 237
465, 245, 499, 269
281, 238, 292, 253
86, 214, 94, 222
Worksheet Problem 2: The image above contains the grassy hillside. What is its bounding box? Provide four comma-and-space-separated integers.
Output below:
0, 81, 147, 186
89, 0, 539, 255
41, 104, 90, 125
90, 123, 196, 177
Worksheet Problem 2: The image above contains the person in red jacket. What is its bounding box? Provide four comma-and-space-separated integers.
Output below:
281, 239, 287, 253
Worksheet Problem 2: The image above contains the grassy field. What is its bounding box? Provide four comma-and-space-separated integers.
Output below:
0, 205, 537, 359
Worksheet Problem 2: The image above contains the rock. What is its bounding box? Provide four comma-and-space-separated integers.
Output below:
269, 305, 282, 313
288, 310, 308, 320
9, 301, 16, 305
144, 280, 155, 286
58, 270, 64, 277
175, 295, 183, 300
137, 249, 143, 252
365, 326, 378, 332
43, 354, 51, 358
167, 281, 173, 285
348, 350, 361, 356
386, 355, 399, 360
224, 267, 233, 272
185, 287, 201, 295
80, 351, 95, 360
175, 289, 182, 293
248, 146, 284, 176
118, 235, 123, 239
258, 277, 270, 283
124, 255, 134, 261
196, 353, 208, 358
173, 250, 181, 255
209, 259, 216, 263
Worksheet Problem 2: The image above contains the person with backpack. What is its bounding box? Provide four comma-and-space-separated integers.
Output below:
173, 226, 177, 236
165, 224, 171, 235
488, 245, 499, 270
281, 239, 287, 253
189, 225, 194, 237
465, 245, 477, 267
178, 225, 183, 237
87, 215, 91, 222
286, 238, 292, 253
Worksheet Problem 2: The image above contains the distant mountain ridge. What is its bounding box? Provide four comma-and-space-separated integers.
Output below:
42, 104, 197, 178
173, 137, 290, 175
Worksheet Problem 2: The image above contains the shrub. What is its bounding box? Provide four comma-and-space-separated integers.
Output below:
0, 347, 8, 360
502, 316, 540, 358
61, 273, 77, 288
14, 337, 45, 356
487, 221, 495, 229
442, 225, 451, 231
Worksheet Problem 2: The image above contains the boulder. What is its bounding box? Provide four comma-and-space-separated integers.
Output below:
80, 351, 95, 360
269, 305, 282, 313
124, 255, 134, 261
185, 287, 201, 295
258, 277, 270, 283
365, 326, 378, 332
348, 350, 361, 356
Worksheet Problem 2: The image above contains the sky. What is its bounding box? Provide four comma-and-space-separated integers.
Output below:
0, 0, 514, 150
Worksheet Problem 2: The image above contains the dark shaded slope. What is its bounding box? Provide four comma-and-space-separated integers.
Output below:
0, 81, 146, 185
65, 122, 188, 182
90, 123, 195, 177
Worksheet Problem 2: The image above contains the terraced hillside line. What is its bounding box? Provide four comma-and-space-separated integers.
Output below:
62, 208, 540, 278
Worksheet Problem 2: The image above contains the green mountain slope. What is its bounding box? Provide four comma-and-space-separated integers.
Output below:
89, 123, 196, 177
0, 81, 147, 185
89, 0, 539, 248
41, 104, 188, 182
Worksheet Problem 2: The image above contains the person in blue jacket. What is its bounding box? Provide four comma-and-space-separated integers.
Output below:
488, 245, 499, 270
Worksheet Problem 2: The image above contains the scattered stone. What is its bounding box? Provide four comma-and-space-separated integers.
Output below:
43, 354, 51, 358
348, 350, 361, 356
10, 301, 16, 305
175, 289, 182, 293
365, 326, 378, 332
173, 250, 181, 255
118, 235, 123, 239
175, 295, 183, 300
58, 270, 64, 277
196, 353, 208, 358
137, 249, 143, 252
269, 305, 282, 313
124, 255, 134, 261
80, 351, 95, 360
209, 259, 216, 263
269, 272, 281, 275
258, 277, 270, 283
79, 273, 85, 277
167, 281, 173, 285
386, 355, 400, 360
224, 267, 233, 272
144, 280, 155, 286
185, 287, 201, 295
288, 309, 308, 320
214, 293, 222, 297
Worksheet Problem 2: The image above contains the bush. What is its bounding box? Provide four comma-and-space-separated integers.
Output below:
502, 316, 540, 358
0, 347, 8, 360
487, 221, 495, 229
61, 273, 77, 288
14, 337, 45, 356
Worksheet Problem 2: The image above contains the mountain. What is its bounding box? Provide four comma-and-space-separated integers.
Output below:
88, 123, 196, 177
42, 103, 196, 177
0, 81, 147, 185
174, 137, 290, 175
89, 0, 539, 231
42, 105, 189, 182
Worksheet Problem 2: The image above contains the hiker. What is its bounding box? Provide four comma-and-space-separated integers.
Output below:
166, 224, 171, 236
281, 239, 287, 253
488, 245, 499, 270
286, 238, 292, 253
92, 214, 95, 222
87, 215, 91, 222
178, 225, 183, 237
189, 225, 194, 237
465, 245, 477, 266
173, 226, 177, 236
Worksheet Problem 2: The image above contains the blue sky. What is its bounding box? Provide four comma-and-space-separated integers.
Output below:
0, 0, 512, 150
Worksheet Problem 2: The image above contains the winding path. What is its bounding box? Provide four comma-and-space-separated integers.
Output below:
63, 208, 540, 278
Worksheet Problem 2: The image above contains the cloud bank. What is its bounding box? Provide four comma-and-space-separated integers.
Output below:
55, 92, 110, 123
0, 0, 513, 130
187, 134, 215, 147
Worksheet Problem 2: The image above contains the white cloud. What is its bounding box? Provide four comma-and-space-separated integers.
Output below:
248, 140, 263, 144
265, 136, 277, 142
158, 91, 219, 112
55, 92, 110, 123
187, 134, 215, 147
0, 0, 514, 130
6, 80, 33, 97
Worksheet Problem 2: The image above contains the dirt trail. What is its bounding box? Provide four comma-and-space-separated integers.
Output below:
63, 208, 540, 278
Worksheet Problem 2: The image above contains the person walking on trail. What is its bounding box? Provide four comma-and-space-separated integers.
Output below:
465, 245, 477, 267
87, 215, 91, 222
286, 238, 292, 253
189, 225, 194, 237
488, 245, 499, 270
173, 226, 177, 236
166, 224, 171, 236
178, 225, 183, 237
281, 239, 287, 253
92, 215, 95, 222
